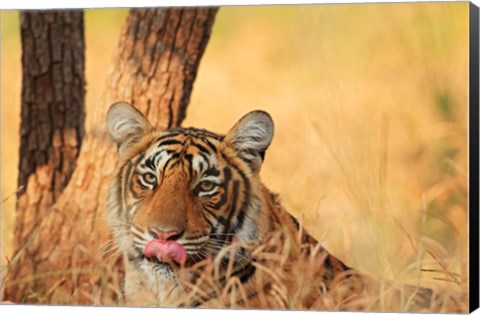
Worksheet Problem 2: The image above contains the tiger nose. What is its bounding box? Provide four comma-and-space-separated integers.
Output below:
149, 227, 183, 241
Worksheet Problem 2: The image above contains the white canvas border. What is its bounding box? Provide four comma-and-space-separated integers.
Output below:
0, 0, 479, 10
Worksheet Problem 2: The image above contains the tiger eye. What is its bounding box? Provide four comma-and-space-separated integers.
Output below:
197, 181, 215, 192
142, 173, 157, 185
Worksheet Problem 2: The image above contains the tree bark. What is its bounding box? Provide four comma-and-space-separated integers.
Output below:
3, 10, 86, 302
3, 7, 218, 305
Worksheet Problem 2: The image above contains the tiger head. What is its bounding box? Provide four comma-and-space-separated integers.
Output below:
105, 102, 275, 286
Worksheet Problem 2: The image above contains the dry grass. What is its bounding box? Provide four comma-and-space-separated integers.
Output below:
1, 3, 470, 311
169, 228, 467, 312
2, 228, 466, 311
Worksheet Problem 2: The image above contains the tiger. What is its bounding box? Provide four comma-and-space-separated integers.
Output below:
104, 102, 464, 311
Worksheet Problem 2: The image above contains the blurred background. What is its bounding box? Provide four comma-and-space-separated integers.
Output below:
1, 2, 469, 290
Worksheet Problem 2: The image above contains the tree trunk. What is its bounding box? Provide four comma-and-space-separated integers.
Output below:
3, 10, 86, 302
3, 7, 218, 305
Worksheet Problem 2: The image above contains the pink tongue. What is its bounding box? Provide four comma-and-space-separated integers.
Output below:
144, 240, 187, 266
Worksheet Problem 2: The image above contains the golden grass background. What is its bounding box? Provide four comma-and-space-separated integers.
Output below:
1, 2, 469, 303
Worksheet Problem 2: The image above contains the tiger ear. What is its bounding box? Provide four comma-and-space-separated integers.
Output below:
224, 110, 274, 172
106, 102, 153, 154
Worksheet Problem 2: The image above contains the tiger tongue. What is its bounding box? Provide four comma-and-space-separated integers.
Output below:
144, 240, 187, 266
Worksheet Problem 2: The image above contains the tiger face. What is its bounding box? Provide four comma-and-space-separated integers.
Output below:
105, 102, 274, 289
